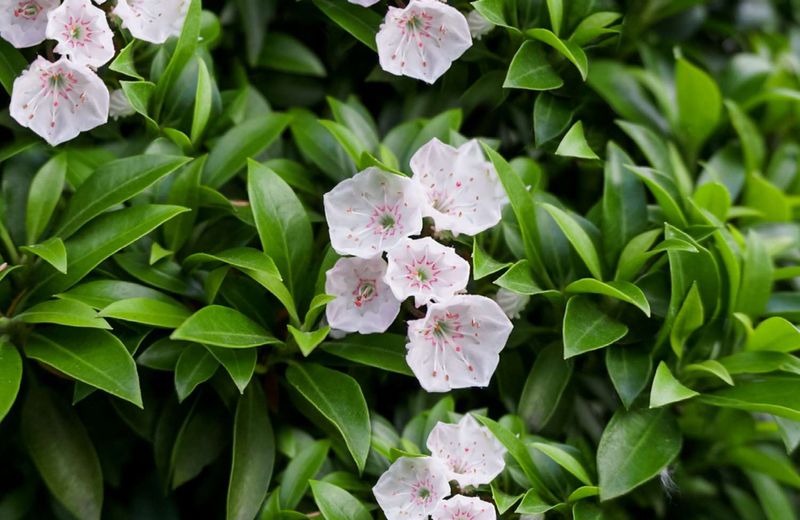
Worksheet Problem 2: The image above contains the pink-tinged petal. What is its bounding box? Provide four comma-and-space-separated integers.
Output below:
325, 256, 401, 334
10, 56, 109, 146
376, 0, 471, 84
113, 0, 187, 44
373, 456, 451, 520
385, 237, 469, 307
426, 414, 506, 487
0, 0, 59, 48
410, 138, 506, 236
324, 167, 425, 259
493, 288, 530, 319
348, 0, 380, 6
46, 0, 115, 68
405, 294, 512, 392
466, 10, 493, 40
432, 495, 497, 520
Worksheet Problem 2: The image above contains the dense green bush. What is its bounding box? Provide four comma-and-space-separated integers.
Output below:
0, 0, 799, 518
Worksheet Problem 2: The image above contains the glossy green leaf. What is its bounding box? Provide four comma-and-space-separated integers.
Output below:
321, 334, 412, 376
26, 154, 67, 244
172, 305, 279, 348
565, 278, 650, 316
0, 339, 22, 423
153, 0, 201, 115
518, 344, 572, 431
472, 238, 511, 280
99, 297, 190, 328
555, 121, 598, 159
0, 39, 27, 94
310, 480, 371, 520
206, 346, 257, 393
16, 299, 111, 329
190, 58, 213, 144
747, 317, 800, 352
602, 142, 647, 264
504, 41, 563, 91
563, 296, 628, 358
531, 442, 593, 486
534, 93, 574, 146
542, 203, 603, 280
700, 376, 800, 421
259, 33, 325, 76
675, 58, 722, 156
57, 280, 180, 309
287, 325, 330, 357
670, 282, 704, 358
649, 362, 699, 408
21, 237, 67, 274
528, 28, 587, 79
606, 346, 652, 409
174, 345, 218, 402
279, 440, 330, 509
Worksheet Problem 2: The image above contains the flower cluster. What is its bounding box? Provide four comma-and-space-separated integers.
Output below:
1, 0, 188, 145
348, 0, 493, 84
323, 138, 513, 392
373, 414, 506, 519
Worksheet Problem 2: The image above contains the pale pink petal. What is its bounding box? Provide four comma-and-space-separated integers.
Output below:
373, 456, 451, 520
0, 0, 59, 48
47, 0, 115, 68
432, 495, 497, 520
426, 414, 506, 487
113, 0, 187, 44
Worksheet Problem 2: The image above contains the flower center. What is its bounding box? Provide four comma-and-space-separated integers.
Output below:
410, 477, 437, 505
352, 279, 377, 308
426, 312, 464, 344
14, 1, 41, 19
403, 256, 442, 291
63, 17, 94, 46
48, 73, 66, 90
367, 203, 403, 238
379, 213, 395, 229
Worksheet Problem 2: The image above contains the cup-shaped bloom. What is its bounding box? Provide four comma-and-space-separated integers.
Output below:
411, 138, 506, 236
466, 10, 493, 40
373, 456, 451, 520
324, 167, 425, 259
406, 294, 512, 392
385, 237, 469, 307
0, 0, 59, 48
46, 0, 115, 68
113, 0, 188, 44
325, 256, 401, 334
493, 288, 530, 319
432, 495, 497, 520
426, 414, 506, 487
108, 88, 135, 119
376, 0, 471, 84
10, 56, 109, 146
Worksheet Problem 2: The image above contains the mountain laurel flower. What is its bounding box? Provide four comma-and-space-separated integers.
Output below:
432, 495, 497, 520
108, 88, 135, 119
493, 288, 530, 319
46, 0, 115, 68
466, 10, 494, 40
410, 138, 506, 236
325, 256, 401, 334
0, 0, 59, 48
426, 414, 507, 487
348, 0, 380, 6
376, 0, 471, 84
10, 56, 109, 146
406, 294, 513, 392
373, 456, 451, 520
385, 237, 470, 307
113, 0, 188, 44
324, 167, 425, 259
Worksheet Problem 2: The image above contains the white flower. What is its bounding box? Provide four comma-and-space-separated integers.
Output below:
406, 294, 512, 392
373, 456, 451, 520
426, 414, 506, 487
493, 288, 529, 319
108, 88, 135, 119
432, 495, 497, 520
376, 0, 472, 84
46, 0, 115, 68
323, 167, 425, 259
385, 237, 470, 307
410, 139, 506, 236
0, 0, 59, 48
348, 0, 380, 6
10, 56, 109, 146
466, 10, 493, 40
113, 0, 188, 44
325, 256, 401, 334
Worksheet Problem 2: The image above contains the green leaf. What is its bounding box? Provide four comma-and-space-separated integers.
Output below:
597, 408, 682, 501
279, 440, 330, 509
120, 80, 157, 126
164, 156, 205, 252
494, 260, 547, 295
534, 93, 574, 146
235, 0, 274, 66
109, 40, 142, 79
542, 203, 603, 280
628, 166, 688, 227
137, 338, 186, 371
320, 119, 367, 165
685, 359, 734, 385
675, 57, 722, 156
504, 41, 563, 91
321, 334, 412, 376
531, 442, 593, 485
748, 471, 798, 520
20, 237, 67, 274
693, 182, 731, 221
310, 480, 371, 520
518, 344, 573, 431
247, 160, 312, 296
649, 362, 699, 408
16, 299, 111, 329
569, 11, 621, 45
26, 153, 67, 244
204, 113, 292, 188
172, 305, 280, 348
515, 490, 557, 515
288, 325, 330, 357
259, 33, 326, 76
736, 231, 773, 318
174, 345, 218, 402
149, 242, 173, 265
606, 346, 652, 409
563, 296, 628, 358
312, 0, 381, 51
565, 278, 650, 316
169, 397, 228, 489
55, 154, 189, 238
27, 205, 188, 301
475, 415, 558, 503
527, 28, 587, 79
726, 99, 765, 173
57, 280, 180, 309
670, 282, 704, 358
286, 363, 371, 472
206, 346, 257, 393
99, 298, 190, 328
747, 317, 800, 352
227, 382, 275, 520
0, 39, 27, 94
555, 121, 598, 159
327, 97, 379, 153
545, 0, 563, 35
602, 142, 647, 264
153, 0, 201, 116
25, 327, 142, 407
700, 376, 800, 421
22, 384, 103, 520
491, 482, 524, 514
0, 339, 22, 423
190, 58, 213, 144
472, 238, 511, 280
